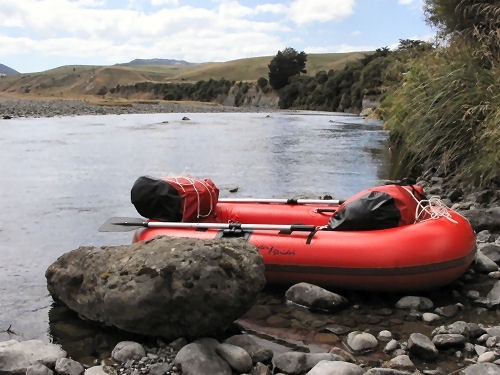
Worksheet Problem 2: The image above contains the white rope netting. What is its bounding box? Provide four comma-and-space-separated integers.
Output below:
414, 196, 458, 224
168, 176, 216, 219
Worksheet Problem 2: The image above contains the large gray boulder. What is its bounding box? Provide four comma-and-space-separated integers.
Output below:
45, 236, 266, 339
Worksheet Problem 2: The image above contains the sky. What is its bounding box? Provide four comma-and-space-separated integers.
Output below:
0, 0, 435, 74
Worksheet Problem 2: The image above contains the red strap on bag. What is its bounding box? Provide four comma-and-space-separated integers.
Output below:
163, 176, 219, 222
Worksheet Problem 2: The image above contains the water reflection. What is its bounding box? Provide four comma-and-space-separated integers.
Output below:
48, 302, 145, 366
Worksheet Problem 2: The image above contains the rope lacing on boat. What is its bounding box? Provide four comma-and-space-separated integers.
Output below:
168, 176, 215, 219
414, 196, 458, 224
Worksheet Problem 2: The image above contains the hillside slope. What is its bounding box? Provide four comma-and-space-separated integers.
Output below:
0, 52, 370, 99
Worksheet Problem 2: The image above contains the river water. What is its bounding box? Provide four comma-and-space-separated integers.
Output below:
0, 111, 391, 344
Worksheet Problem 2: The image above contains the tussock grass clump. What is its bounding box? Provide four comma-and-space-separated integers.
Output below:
382, 45, 499, 187
381, 0, 500, 189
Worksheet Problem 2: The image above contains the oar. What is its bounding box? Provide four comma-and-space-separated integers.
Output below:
218, 198, 343, 205
99, 217, 318, 233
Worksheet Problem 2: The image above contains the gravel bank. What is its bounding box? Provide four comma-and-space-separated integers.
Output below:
0, 98, 266, 118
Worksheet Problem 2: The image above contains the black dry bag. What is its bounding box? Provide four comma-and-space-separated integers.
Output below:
327, 191, 401, 231
130, 176, 183, 222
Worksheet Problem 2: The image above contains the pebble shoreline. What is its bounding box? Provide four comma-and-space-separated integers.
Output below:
2, 97, 500, 375
0, 98, 265, 118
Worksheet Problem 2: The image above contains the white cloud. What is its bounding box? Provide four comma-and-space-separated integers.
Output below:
218, 1, 254, 18
150, 0, 179, 5
306, 43, 376, 54
0, 0, 286, 65
0, 0, 434, 72
255, 3, 288, 15
398, 0, 425, 10
288, 0, 355, 25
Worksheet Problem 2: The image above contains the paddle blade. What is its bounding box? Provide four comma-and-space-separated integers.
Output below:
99, 217, 148, 232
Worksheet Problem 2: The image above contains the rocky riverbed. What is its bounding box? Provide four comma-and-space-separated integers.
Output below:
1, 98, 500, 375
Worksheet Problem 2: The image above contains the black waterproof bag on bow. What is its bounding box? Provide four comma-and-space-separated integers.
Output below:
131, 176, 183, 222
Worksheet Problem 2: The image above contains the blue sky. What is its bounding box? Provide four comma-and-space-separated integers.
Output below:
0, 0, 435, 73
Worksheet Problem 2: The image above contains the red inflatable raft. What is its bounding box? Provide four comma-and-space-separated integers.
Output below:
126, 183, 476, 292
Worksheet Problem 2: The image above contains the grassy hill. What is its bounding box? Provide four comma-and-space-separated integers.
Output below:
0, 52, 371, 99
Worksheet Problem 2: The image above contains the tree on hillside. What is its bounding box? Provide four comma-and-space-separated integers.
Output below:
268, 47, 307, 90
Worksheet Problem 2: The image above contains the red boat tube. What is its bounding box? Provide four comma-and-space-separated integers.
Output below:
133, 204, 476, 292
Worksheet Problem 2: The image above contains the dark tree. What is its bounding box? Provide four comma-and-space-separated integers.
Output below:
268, 47, 307, 90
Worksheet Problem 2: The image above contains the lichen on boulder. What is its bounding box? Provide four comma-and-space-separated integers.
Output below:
45, 236, 266, 339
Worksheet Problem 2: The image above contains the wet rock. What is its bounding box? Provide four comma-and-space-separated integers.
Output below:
325, 324, 351, 335
486, 326, 500, 337
174, 338, 232, 375
273, 352, 343, 374
285, 282, 348, 312
147, 362, 175, 375
395, 296, 433, 311
477, 295, 500, 308
45, 236, 266, 339
83, 366, 113, 375
467, 289, 481, 300
461, 362, 500, 374
224, 334, 273, 363
346, 331, 378, 354
305, 360, 365, 375
475, 250, 499, 273
54, 358, 85, 375
487, 280, 500, 302
251, 362, 272, 375
431, 334, 466, 349
26, 363, 54, 375
377, 330, 393, 342
364, 368, 415, 374
460, 207, 500, 232
111, 341, 146, 362
432, 321, 486, 340
476, 230, 494, 243
328, 347, 356, 362
476, 344, 489, 355
422, 312, 442, 324
407, 333, 438, 360
384, 339, 400, 353
476, 190, 497, 205
478, 351, 497, 363
215, 342, 252, 373
0, 339, 67, 374
434, 304, 460, 318
382, 354, 416, 372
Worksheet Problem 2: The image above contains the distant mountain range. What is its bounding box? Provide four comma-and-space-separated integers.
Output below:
116, 58, 194, 67
0, 64, 19, 75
